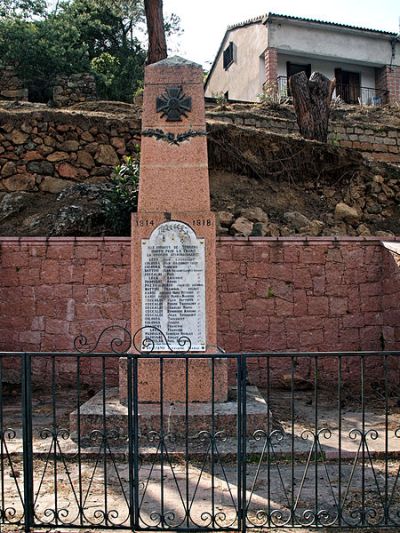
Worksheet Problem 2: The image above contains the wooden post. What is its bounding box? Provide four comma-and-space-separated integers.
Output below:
289, 71, 336, 143
144, 0, 167, 65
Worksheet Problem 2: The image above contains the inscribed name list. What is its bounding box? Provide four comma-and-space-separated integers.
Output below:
141, 221, 206, 351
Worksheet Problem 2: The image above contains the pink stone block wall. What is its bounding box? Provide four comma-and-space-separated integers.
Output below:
382, 247, 400, 351
0, 237, 131, 386
216, 238, 400, 388
1, 237, 399, 388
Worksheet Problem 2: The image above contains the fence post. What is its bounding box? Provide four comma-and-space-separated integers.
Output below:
22, 353, 34, 533
237, 354, 247, 533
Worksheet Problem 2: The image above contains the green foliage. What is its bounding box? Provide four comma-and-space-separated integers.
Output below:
0, 0, 182, 102
91, 52, 120, 88
105, 151, 140, 235
0, 0, 46, 19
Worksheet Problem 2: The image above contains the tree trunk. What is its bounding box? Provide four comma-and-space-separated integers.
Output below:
144, 0, 167, 65
289, 71, 336, 142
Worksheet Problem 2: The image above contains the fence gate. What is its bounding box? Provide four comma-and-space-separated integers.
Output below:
1, 338, 400, 531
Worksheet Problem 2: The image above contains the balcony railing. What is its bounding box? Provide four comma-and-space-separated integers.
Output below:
276, 76, 388, 106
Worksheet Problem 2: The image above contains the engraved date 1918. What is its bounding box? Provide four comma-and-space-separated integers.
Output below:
192, 219, 212, 227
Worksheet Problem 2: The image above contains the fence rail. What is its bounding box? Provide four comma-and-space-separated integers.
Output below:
1, 333, 400, 531
276, 76, 388, 105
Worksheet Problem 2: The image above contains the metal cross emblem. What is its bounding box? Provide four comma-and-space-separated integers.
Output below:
156, 86, 192, 122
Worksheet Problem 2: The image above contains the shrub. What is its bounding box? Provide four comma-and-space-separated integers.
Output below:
104, 150, 140, 235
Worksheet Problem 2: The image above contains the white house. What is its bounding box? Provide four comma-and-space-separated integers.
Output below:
205, 13, 400, 105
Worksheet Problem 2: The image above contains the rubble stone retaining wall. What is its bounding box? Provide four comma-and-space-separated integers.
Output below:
0, 66, 27, 101
1, 237, 399, 387
0, 109, 140, 193
208, 109, 400, 164
52, 73, 97, 107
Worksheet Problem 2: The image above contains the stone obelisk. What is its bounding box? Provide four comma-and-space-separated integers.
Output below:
120, 56, 227, 403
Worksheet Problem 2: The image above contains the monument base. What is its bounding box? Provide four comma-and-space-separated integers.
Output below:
69, 386, 271, 443
119, 356, 229, 404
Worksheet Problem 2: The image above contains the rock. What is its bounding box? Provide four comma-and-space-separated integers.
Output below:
9, 130, 29, 145
49, 184, 109, 235
0, 192, 32, 221
57, 162, 78, 179
357, 224, 371, 236
217, 211, 234, 228
39, 176, 75, 194
111, 137, 126, 152
230, 216, 253, 236
1, 161, 17, 178
304, 219, 325, 236
27, 161, 54, 175
57, 140, 79, 152
95, 144, 119, 166
373, 175, 384, 184
20, 122, 32, 134
240, 206, 269, 224
367, 203, 382, 215
81, 131, 94, 142
21, 213, 44, 230
265, 223, 281, 237
77, 150, 95, 169
375, 230, 394, 237
284, 211, 311, 231
3, 173, 36, 192
334, 202, 360, 224
377, 193, 388, 204
47, 151, 70, 162
381, 183, 395, 198
251, 222, 268, 236
24, 151, 43, 161
56, 182, 110, 203
43, 136, 56, 147
0, 123, 13, 133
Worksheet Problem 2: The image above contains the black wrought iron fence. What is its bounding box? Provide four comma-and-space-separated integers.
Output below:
1, 328, 400, 531
276, 76, 388, 105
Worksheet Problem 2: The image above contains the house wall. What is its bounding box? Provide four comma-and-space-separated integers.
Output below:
205, 23, 268, 101
269, 20, 399, 68
1, 237, 399, 388
206, 18, 400, 103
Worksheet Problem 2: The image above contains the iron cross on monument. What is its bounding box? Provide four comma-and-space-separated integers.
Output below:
120, 56, 228, 403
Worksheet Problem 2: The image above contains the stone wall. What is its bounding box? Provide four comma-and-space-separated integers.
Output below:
0, 109, 140, 193
0, 66, 27, 101
1, 237, 399, 387
207, 109, 400, 164
382, 243, 400, 352
0, 105, 398, 195
52, 73, 97, 107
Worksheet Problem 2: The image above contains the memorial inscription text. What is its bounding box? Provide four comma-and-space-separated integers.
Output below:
141, 221, 206, 351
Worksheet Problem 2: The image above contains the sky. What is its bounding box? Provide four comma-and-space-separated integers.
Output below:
162, 0, 400, 69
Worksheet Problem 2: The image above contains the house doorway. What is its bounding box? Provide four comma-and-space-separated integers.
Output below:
286, 61, 312, 95
335, 68, 361, 104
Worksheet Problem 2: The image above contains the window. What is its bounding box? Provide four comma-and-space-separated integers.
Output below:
223, 42, 235, 70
